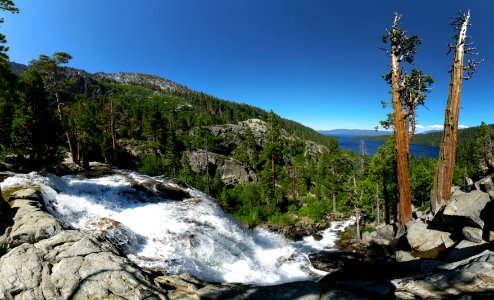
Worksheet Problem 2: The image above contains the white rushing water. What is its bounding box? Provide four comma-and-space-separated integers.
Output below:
0, 171, 354, 285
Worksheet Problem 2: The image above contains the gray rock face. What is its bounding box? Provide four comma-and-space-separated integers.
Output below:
462, 226, 483, 243
186, 150, 258, 185
478, 175, 494, 199
406, 220, 455, 259
0, 189, 64, 252
0, 189, 166, 299
395, 251, 418, 263
0, 231, 165, 299
443, 239, 491, 263
442, 190, 491, 229
94, 72, 186, 92
393, 250, 494, 298
240, 119, 267, 136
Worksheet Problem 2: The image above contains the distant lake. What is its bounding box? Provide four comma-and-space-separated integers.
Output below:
334, 135, 439, 159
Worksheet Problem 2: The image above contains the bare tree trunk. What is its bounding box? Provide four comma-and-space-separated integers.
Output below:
431, 12, 469, 214
353, 176, 361, 240
332, 192, 336, 214
355, 208, 361, 240
110, 99, 117, 163
54, 87, 78, 165
271, 153, 275, 188
376, 183, 381, 224
391, 53, 412, 227
205, 142, 210, 196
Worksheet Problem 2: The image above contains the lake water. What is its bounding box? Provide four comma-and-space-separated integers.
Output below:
334, 135, 439, 159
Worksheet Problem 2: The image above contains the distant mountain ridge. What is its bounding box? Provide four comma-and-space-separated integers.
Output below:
319, 129, 391, 136
10, 62, 333, 147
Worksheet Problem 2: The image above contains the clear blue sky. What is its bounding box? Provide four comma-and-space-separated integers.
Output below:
2, 0, 493, 131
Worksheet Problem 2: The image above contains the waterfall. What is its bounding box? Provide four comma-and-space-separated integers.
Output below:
1, 170, 353, 285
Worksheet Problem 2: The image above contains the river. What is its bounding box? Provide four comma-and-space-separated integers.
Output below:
0, 170, 354, 285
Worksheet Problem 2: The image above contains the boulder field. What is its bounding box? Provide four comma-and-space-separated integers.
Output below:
309, 173, 494, 298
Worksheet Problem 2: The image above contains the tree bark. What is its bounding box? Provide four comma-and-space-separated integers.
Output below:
53, 82, 78, 165
391, 52, 413, 227
332, 193, 336, 214
271, 153, 275, 188
376, 183, 381, 224
110, 99, 117, 163
431, 12, 469, 214
355, 208, 361, 240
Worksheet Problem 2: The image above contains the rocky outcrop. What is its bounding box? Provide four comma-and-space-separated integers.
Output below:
93, 72, 187, 92
358, 174, 494, 262
155, 273, 326, 300
312, 248, 494, 298
406, 220, 455, 259
392, 250, 494, 298
64, 68, 106, 97
308, 173, 494, 298
0, 189, 64, 253
260, 217, 327, 241
441, 189, 491, 229
0, 189, 166, 299
186, 150, 258, 185
0, 231, 166, 299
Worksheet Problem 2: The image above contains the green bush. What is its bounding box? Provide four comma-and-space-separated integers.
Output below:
267, 212, 292, 224
297, 196, 331, 222
137, 154, 166, 175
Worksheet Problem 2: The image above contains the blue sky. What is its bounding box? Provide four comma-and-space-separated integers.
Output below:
2, 0, 493, 131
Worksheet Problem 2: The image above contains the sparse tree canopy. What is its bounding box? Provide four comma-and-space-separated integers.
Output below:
0, 0, 18, 13
30, 52, 79, 165
381, 13, 432, 228
0, 0, 19, 62
431, 10, 483, 214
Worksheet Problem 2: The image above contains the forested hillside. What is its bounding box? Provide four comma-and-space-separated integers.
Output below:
2, 57, 491, 230
2, 61, 357, 226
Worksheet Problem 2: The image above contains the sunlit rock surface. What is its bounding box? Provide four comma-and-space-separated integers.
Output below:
0, 188, 165, 299
0, 171, 348, 285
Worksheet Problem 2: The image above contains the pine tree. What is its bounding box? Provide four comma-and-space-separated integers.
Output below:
179, 153, 195, 186
68, 99, 104, 169
381, 14, 432, 228
211, 169, 225, 197
261, 110, 284, 205
264, 111, 282, 186
0, 0, 18, 62
0, 0, 19, 149
475, 122, 494, 174
143, 107, 165, 149
163, 123, 180, 176
11, 69, 61, 168
30, 52, 78, 165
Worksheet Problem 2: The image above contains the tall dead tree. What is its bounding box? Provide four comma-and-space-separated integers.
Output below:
431, 10, 483, 214
381, 14, 433, 228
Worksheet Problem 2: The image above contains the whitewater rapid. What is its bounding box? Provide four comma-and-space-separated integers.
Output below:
0, 171, 354, 285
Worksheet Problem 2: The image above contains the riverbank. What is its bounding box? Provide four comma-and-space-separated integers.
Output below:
2, 165, 494, 298
1, 183, 494, 298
